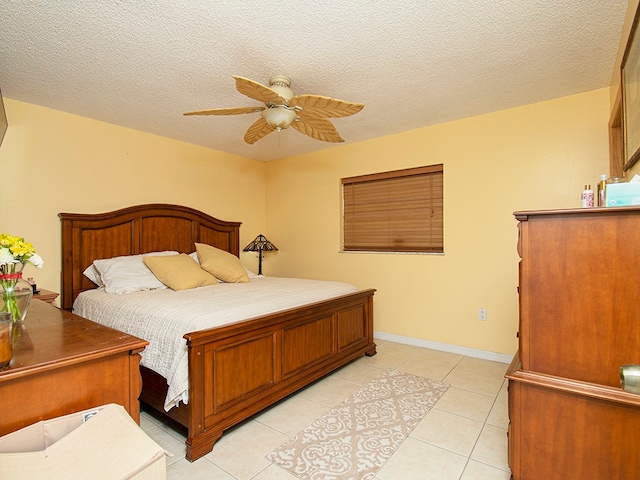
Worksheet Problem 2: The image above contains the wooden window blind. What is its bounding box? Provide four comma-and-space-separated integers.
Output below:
342, 164, 443, 253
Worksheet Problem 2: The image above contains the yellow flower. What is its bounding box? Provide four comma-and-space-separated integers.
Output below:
0, 233, 43, 274
0, 233, 43, 322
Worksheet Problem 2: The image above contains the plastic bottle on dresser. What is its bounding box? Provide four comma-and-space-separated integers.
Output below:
581, 184, 594, 208
597, 174, 607, 207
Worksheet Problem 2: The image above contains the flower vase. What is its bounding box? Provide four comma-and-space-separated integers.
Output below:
0, 312, 12, 368
0, 272, 33, 323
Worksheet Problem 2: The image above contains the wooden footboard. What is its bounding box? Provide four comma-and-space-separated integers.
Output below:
182, 288, 375, 461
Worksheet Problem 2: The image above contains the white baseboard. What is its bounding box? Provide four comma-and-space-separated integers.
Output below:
374, 331, 514, 364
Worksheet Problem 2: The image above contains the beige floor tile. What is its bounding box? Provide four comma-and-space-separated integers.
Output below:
295, 374, 362, 407
359, 349, 412, 370
411, 347, 464, 365
167, 457, 235, 480
396, 348, 462, 380
143, 426, 187, 466
411, 409, 483, 456
498, 379, 508, 396
461, 459, 512, 480
252, 464, 302, 479
470, 424, 509, 471
433, 387, 495, 422
455, 356, 510, 379
157, 421, 187, 442
443, 368, 504, 397
329, 358, 385, 385
399, 358, 458, 382
377, 438, 467, 480
360, 339, 422, 369
140, 410, 163, 431
253, 394, 331, 437
486, 384, 509, 428
204, 420, 290, 480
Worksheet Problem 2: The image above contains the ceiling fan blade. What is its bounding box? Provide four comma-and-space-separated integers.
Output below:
244, 117, 276, 144
183, 106, 265, 116
292, 114, 344, 143
233, 76, 286, 105
289, 95, 364, 118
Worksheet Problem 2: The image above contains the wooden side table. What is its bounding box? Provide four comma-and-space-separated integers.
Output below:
33, 289, 59, 305
0, 300, 148, 436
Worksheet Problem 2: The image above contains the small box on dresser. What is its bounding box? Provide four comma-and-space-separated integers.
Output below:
606, 181, 640, 206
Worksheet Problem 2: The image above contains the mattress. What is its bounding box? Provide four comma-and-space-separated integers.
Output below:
73, 276, 358, 410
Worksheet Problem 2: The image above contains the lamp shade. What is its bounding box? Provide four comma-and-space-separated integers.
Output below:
243, 234, 278, 253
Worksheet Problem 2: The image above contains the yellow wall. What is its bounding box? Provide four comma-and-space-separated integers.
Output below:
266, 88, 611, 356
0, 89, 611, 357
0, 99, 267, 297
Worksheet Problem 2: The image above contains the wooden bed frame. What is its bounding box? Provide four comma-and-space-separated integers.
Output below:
59, 204, 376, 461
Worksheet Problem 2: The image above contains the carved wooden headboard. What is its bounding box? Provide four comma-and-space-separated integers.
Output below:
59, 204, 241, 310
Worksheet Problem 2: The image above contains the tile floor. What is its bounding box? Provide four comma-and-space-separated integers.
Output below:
141, 339, 512, 480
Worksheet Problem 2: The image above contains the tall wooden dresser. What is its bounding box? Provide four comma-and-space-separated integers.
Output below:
506, 207, 640, 479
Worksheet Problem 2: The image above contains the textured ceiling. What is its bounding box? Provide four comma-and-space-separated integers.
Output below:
0, 1, 628, 161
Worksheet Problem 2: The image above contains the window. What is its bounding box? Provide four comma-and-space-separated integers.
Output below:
342, 164, 443, 253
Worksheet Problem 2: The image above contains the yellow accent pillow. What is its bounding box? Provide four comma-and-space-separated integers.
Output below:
195, 243, 249, 283
143, 253, 218, 291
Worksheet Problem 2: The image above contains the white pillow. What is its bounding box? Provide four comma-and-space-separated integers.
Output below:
83, 264, 104, 287
245, 266, 258, 278
92, 251, 179, 294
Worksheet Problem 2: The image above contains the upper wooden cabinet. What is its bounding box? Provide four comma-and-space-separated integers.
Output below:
515, 206, 640, 387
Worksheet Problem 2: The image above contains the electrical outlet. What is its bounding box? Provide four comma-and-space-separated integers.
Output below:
478, 308, 487, 321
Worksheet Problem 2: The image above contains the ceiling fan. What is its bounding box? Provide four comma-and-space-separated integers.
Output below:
184, 75, 364, 144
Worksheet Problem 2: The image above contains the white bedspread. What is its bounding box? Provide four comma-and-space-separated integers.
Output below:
73, 276, 358, 410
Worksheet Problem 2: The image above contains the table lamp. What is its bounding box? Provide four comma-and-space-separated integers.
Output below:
243, 234, 278, 275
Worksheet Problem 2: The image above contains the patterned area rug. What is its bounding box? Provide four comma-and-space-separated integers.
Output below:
266, 369, 449, 480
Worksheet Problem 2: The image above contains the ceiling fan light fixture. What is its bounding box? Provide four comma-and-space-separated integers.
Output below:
261, 107, 297, 130
184, 74, 364, 144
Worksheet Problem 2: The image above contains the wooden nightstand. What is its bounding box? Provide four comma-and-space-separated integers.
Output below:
33, 289, 59, 305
